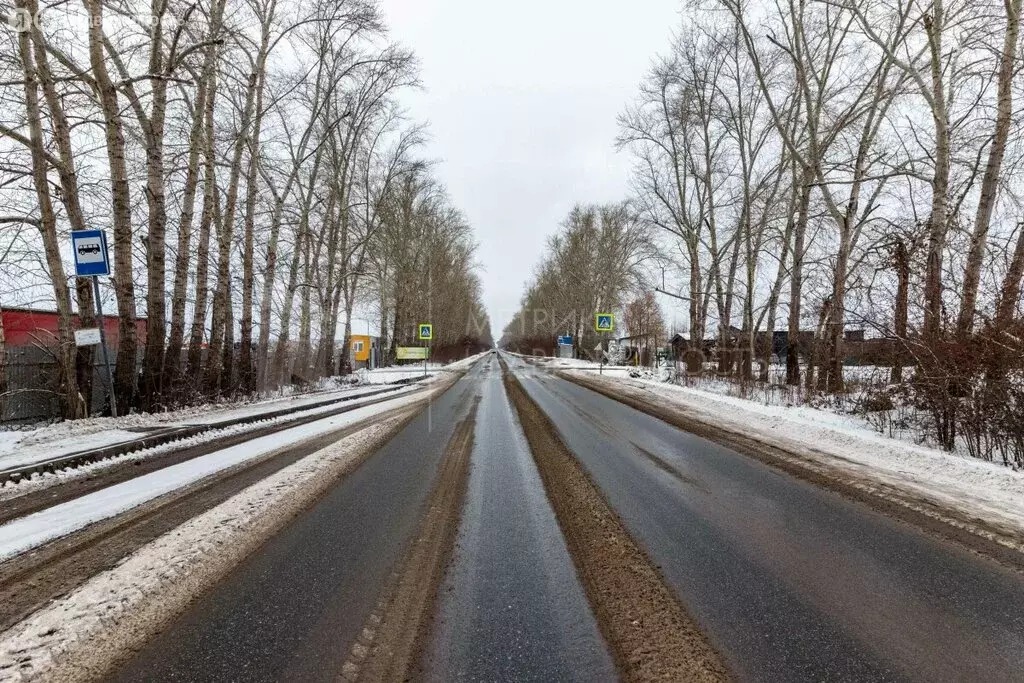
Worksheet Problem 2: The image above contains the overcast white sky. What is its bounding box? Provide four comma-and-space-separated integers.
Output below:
378, 0, 683, 336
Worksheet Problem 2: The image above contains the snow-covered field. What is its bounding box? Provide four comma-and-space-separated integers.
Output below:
523, 354, 1024, 548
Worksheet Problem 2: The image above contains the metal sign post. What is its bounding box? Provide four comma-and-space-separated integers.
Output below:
72, 230, 117, 417
595, 313, 614, 375
91, 277, 117, 417
418, 323, 432, 378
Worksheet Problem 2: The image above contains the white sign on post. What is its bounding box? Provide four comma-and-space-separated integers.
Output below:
75, 328, 102, 346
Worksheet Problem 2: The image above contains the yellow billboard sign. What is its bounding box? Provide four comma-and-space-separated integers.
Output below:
397, 346, 429, 360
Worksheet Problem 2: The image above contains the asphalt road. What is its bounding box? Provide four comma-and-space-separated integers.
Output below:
505, 354, 1024, 682
105, 351, 1024, 682
111, 364, 483, 683
422, 356, 614, 681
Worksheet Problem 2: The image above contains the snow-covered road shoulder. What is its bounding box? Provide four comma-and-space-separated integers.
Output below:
561, 369, 1024, 554
0, 384, 392, 469
0, 356, 487, 481
0, 414, 411, 683
0, 388, 429, 561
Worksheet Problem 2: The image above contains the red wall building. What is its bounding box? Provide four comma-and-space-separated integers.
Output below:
1, 307, 147, 349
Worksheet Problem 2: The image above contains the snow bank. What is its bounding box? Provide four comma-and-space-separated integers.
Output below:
0, 354, 486, 473
0, 416, 407, 683
439, 350, 492, 372
0, 383, 398, 471
357, 350, 490, 384
0, 388, 428, 560
361, 367, 438, 384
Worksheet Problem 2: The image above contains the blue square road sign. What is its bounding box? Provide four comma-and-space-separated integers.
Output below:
72, 230, 111, 277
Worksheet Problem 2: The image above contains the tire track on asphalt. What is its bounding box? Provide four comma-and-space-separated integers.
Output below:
422, 358, 615, 682
517, 359, 1024, 681
502, 359, 729, 682
344, 396, 478, 683
108, 360, 486, 683
562, 369, 1024, 572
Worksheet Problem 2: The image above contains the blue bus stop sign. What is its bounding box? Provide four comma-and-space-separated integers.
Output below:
72, 230, 111, 277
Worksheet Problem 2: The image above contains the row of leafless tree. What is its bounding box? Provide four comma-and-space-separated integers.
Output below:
503, 0, 1024, 457
618, 0, 1024, 392
499, 203, 656, 354
0, 0, 491, 417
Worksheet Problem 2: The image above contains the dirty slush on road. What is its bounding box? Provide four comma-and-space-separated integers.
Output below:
500, 359, 729, 682
343, 398, 478, 682
350, 354, 728, 682
420, 357, 613, 682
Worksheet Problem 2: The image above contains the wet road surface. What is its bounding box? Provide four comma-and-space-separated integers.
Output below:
423, 357, 614, 681
111, 364, 483, 683
105, 351, 1024, 682
506, 354, 1024, 682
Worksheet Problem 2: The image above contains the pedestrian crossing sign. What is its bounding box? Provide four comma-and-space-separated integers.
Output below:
595, 313, 614, 332
418, 323, 433, 340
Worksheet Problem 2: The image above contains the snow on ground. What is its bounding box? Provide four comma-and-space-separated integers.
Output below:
361, 367, 438, 384
0, 415, 406, 683
443, 350, 493, 371
0, 384, 395, 471
0, 388, 430, 561
0, 354, 488, 470
171, 383, 393, 425
0, 355, 489, 499
357, 351, 490, 384
0, 355, 487, 680
0, 364, 487, 473
0, 384, 408, 474
0, 429, 148, 472
0, 385, 425, 503
523, 354, 1024, 547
